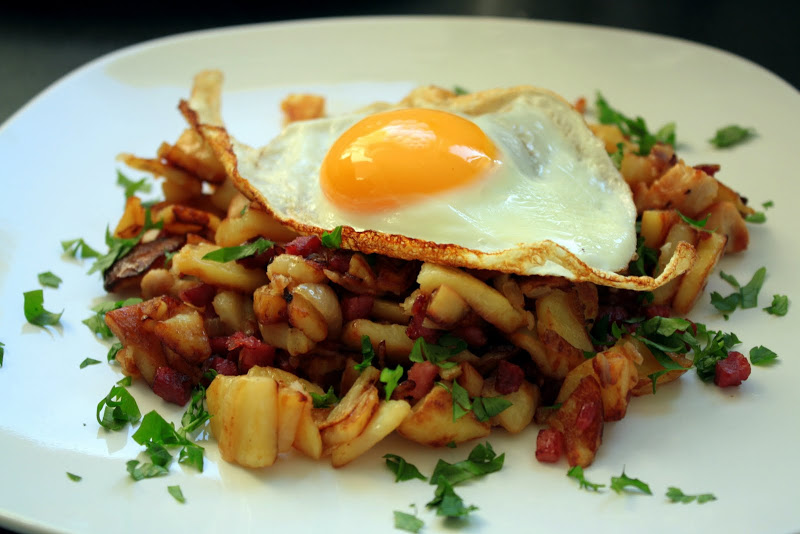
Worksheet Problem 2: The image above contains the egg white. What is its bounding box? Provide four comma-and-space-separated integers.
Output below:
233, 89, 637, 276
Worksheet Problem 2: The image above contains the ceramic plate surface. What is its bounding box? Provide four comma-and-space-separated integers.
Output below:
0, 16, 798, 534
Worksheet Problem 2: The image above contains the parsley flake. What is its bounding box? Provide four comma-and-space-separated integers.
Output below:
429, 442, 504, 487
83, 298, 142, 339
380, 365, 404, 400
677, 211, 713, 233
567, 465, 605, 491
393, 510, 424, 533
745, 212, 766, 224
201, 238, 274, 263
168, 485, 186, 504
353, 335, 375, 372
126, 460, 168, 481
61, 238, 100, 259
764, 294, 789, 316
96, 384, 141, 431
711, 267, 767, 316
80, 357, 101, 369
37, 271, 62, 288
453, 85, 469, 95
321, 226, 343, 248
384, 454, 427, 482
117, 170, 152, 198
610, 469, 652, 495
610, 142, 625, 169
23, 289, 63, 327
427, 478, 478, 518
107, 341, 123, 363
311, 386, 339, 409
666, 486, 716, 504
709, 125, 756, 148
66, 472, 82, 482
409, 335, 465, 369
749, 345, 778, 366
762, 200, 774, 209
471, 396, 512, 422
0, 341, 4, 367
595, 92, 675, 155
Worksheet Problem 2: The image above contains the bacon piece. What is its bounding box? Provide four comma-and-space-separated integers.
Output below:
644, 304, 672, 319
341, 295, 374, 322
152, 366, 192, 405
236, 245, 279, 270
207, 356, 239, 376
327, 250, 353, 273
495, 360, 524, 394
403, 361, 438, 402
179, 283, 216, 308
406, 294, 439, 343
453, 324, 487, 347
284, 235, 322, 257
694, 163, 721, 177
238, 343, 276, 374
714, 351, 751, 387
535, 428, 564, 463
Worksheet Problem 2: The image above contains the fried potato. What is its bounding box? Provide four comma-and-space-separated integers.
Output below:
625, 337, 692, 396
672, 231, 727, 314
397, 384, 490, 446
258, 322, 316, 356
330, 400, 411, 467
172, 243, 268, 293
341, 319, 414, 361
321, 386, 379, 448
481, 377, 540, 433
215, 205, 299, 246
213, 290, 257, 336
651, 222, 698, 305
549, 375, 604, 467
277, 386, 308, 453
640, 209, 680, 249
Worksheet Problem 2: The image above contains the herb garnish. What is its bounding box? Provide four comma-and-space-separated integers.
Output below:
393, 510, 424, 533
595, 92, 676, 155
87, 209, 163, 275
201, 237, 274, 263
665, 487, 716, 504
610, 469, 652, 495
610, 142, 625, 169
0, 341, 4, 367
709, 125, 756, 148
168, 485, 186, 504
427, 478, 478, 518
763, 294, 789, 316
321, 226, 343, 249
23, 289, 63, 327
567, 465, 605, 491
677, 211, 713, 233
749, 345, 778, 365
380, 365, 404, 400
96, 383, 141, 431
710, 267, 767, 317
745, 212, 766, 224
117, 170, 152, 199
311, 386, 339, 409
409, 334, 466, 369
61, 238, 100, 259
384, 454, 427, 482
80, 357, 101, 369
353, 335, 375, 372
37, 271, 62, 288
429, 442, 504, 487
83, 298, 143, 339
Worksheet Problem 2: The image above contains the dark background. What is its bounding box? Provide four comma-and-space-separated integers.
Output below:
0, 1, 797, 533
1, 0, 798, 125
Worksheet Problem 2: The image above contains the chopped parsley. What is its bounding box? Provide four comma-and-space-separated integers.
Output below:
380, 365, 404, 400
88, 209, 163, 275
471, 396, 512, 423
66, 472, 82, 482
427, 478, 478, 518
429, 442, 504, 487
107, 341, 123, 363
665, 487, 716, 504
453, 86, 469, 95
749, 345, 778, 366
436, 381, 472, 421
311, 386, 339, 409
117, 170, 152, 198
610, 469, 652, 495
595, 92, 676, 155
23, 289, 63, 327
763, 294, 789, 316
384, 454, 427, 482
0, 341, 4, 367
567, 465, 605, 491
126, 459, 168, 481
710, 267, 767, 317
80, 357, 101, 369
709, 125, 756, 148
628, 236, 658, 276
61, 238, 100, 259
168, 485, 186, 504
201, 237, 274, 263
132, 410, 205, 473
37, 271, 62, 288
321, 226, 343, 249
610, 142, 625, 169
353, 335, 375, 372
677, 211, 713, 233
96, 383, 141, 431
181, 385, 212, 434
745, 212, 766, 224
409, 334, 466, 369
393, 510, 424, 533
763, 200, 774, 209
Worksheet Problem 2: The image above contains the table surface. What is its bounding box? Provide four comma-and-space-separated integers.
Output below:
1, 2, 797, 533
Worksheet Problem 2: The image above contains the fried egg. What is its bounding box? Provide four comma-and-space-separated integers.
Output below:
190, 85, 695, 288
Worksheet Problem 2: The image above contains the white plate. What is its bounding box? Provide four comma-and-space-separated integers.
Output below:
1, 16, 798, 534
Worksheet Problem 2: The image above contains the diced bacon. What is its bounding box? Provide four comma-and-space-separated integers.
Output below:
644, 304, 672, 319
453, 324, 488, 347
694, 163, 721, 177
341, 295, 374, 322
404, 361, 438, 402
179, 283, 216, 308
209, 336, 229, 356
495, 360, 525, 394
236, 245, 279, 269
207, 356, 239, 376
284, 235, 322, 257
714, 351, 751, 387
406, 294, 439, 343
327, 250, 353, 273
238, 344, 276, 374
152, 366, 192, 405
535, 428, 564, 463
223, 331, 263, 351
576, 399, 601, 431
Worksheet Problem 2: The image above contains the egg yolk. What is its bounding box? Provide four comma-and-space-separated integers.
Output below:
320, 108, 497, 212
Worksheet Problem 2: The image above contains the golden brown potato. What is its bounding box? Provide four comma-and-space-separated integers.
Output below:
636, 161, 719, 217
672, 231, 727, 315
397, 384, 490, 446
481, 377, 540, 433
321, 386, 379, 449
268, 254, 326, 285
330, 400, 411, 467
276, 386, 308, 453
456, 362, 485, 398
703, 201, 749, 253
215, 205, 298, 246
426, 284, 470, 327
340, 319, 414, 361
213, 290, 257, 336
172, 243, 268, 293
625, 337, 692, 396
651, 222, 698, 305
640, 210, 680, 249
